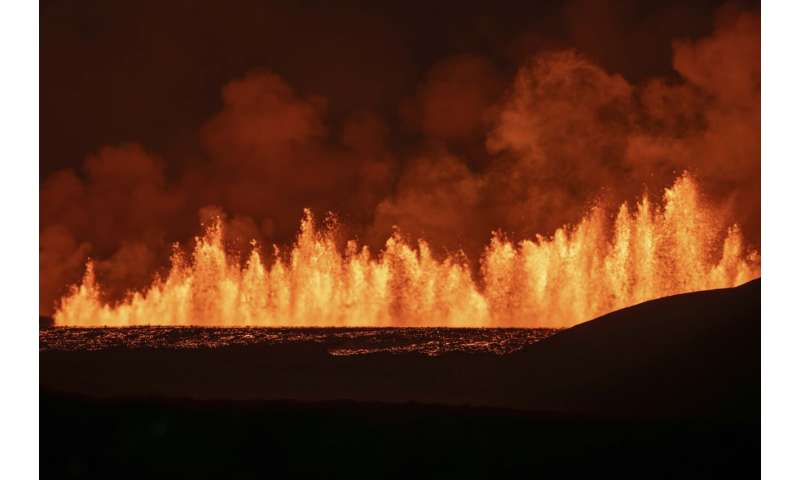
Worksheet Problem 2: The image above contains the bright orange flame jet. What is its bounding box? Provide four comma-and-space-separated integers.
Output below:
55, 174, 759, 328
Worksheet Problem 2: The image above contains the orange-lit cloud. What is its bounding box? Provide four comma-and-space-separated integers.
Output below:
39, 5, 760, 316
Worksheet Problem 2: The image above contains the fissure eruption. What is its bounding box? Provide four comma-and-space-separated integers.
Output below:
55, 174, 759, 328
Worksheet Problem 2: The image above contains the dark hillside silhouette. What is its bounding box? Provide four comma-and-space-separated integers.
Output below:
41, 279, 760, 418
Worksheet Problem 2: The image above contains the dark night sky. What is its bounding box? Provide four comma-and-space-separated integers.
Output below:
40, 0, 748, 178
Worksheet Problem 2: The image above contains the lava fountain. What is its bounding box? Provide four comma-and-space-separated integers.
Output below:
54, 174, 760, 328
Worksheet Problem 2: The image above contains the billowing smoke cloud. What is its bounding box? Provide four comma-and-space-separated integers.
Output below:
41, 144, 185, 309
372, 6, 759, 252
39, 4, 760, 314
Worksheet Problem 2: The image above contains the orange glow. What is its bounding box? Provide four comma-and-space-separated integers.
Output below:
54, 174, 759, 328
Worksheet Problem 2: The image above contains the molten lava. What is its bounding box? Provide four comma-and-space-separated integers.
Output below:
55, 174, 759, 328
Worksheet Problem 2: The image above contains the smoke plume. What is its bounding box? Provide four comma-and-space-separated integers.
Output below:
40, 3, 760, 314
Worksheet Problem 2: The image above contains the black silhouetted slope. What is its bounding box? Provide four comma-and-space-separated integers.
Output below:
40, 279, 760, 419
40, 281, 760, 478
501, 278, 760, 418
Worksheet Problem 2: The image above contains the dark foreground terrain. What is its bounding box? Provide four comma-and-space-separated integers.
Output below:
40, 279, 760, 477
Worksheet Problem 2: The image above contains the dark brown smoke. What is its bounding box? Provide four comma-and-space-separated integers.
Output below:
40, 2, 760, 314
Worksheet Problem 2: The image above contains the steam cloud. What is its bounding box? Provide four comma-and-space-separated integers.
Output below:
40, 4, 760, 314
